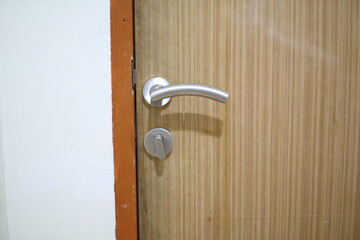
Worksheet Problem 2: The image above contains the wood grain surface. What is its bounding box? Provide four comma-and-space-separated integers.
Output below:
135, 0, 360, 239
110, 0, 137, 239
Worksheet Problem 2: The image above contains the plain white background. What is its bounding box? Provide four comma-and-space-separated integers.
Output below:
0, 0, 116, 239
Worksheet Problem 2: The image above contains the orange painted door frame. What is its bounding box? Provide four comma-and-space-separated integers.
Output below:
110, 0, 138, 239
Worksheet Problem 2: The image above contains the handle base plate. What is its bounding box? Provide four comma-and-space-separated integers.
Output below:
144, 128, 173, 160
143, 77, 171, 107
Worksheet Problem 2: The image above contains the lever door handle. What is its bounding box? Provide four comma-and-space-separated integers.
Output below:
143, 77, 229, 107
151, 84, 229, 102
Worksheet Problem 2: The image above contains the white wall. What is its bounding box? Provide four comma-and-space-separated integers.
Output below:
0, 108, 9, 240
0, 1, 115, 239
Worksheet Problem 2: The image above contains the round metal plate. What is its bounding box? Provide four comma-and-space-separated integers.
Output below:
143, 77, 171, 107
144, 128, 173, 159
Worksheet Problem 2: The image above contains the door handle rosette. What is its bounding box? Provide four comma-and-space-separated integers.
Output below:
144, 128, 173, 160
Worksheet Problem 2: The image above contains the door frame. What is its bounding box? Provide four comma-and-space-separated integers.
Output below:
110, 0, 138, 239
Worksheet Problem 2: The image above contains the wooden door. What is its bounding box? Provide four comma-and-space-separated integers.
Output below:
135, 0, 360, 239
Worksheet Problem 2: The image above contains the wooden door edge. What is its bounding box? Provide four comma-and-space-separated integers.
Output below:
110, 0, 138, 239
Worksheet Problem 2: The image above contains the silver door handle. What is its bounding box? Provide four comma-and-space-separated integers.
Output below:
143, 77, 229, 107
